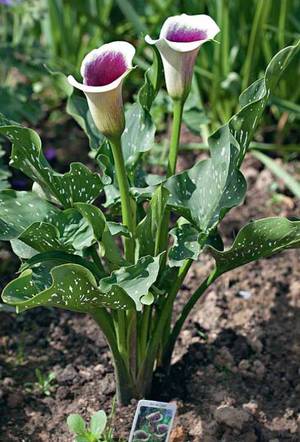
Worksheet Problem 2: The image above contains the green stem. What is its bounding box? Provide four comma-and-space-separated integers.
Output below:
137, 259, 191, 385
89, 244, 106, 277
278, 0, 287, 49
158, 99, 185, 259
117, 310, 127, 357
110, 137, 135, 263
162, 269, 218, 367
140, 304, 152, 362
158, 259, 192, 365
92, 309, 134, 404
167, 99, 185, 177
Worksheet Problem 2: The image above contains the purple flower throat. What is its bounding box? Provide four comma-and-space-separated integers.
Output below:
166, 26, 207, 43
84, 51, 127, 87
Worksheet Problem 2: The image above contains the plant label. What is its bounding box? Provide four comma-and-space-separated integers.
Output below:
129, 399, 177, 442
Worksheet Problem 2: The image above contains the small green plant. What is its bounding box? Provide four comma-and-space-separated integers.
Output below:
67, 407, 120, 442
34, 368, 56, 396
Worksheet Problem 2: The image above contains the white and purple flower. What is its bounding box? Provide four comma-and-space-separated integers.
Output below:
145, 14, 220, 100
68, 41, 135, 139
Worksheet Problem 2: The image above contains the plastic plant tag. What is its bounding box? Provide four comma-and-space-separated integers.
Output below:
129, 400, 177, 442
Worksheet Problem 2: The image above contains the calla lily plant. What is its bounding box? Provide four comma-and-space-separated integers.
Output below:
0, 14, 299, 405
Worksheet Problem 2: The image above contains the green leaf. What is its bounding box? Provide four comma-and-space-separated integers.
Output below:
90, 410, 107, 437
121, 47, 161, 169
122, 103, 155, 168
2, 263, 135, 313
137, 185, 169, 257
0, 125, 103, 208
0, 143, 11, 190
0, 190, 59, 241
208, 217, 300, 275
168, 221, 201, 268
165, 40, 300, 236
67, 414, 86, 435
140, 292, 154, 306
231, 41, 300, 165
165, 125, 246, 233
138, 46, 163, 112
99, 255, 162, 311
183, 108, 209, 135
18, 209, 94, 253
10, 239, 36, 259
21, 251, 104, 281
107, 222, 130, 238
75, 436, 89, 442
49, 69, 103, 151
75, 203, 125, 266
67, 93, 104, 151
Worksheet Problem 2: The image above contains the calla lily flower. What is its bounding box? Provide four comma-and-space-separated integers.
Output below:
145, 14, 220, 101
68, 41, 135, 139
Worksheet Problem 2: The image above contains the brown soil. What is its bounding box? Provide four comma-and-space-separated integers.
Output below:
0, 153, 300, 442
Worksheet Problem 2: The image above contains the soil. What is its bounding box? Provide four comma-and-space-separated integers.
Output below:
1, 145, 300, 441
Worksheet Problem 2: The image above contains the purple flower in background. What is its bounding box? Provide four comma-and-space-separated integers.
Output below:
145, 14, 220, 100
68, 41, 135, 139
0, 0, 13, 5
45, 146, 56, 161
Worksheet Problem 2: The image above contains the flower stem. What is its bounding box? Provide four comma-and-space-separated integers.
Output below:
110, 137, 135, 263
157, 99, 185, 257
167, 99, 185, 177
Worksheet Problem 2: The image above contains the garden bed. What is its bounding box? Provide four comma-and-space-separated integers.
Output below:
1, 154, 299, 442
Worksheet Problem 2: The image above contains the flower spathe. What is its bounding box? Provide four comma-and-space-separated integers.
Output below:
145, 14, 220, 101
68, 41, 135, 139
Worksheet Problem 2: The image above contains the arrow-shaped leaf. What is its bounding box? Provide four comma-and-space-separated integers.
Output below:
165, 40, 300, 235
208, 217, 300, 275
0, 125, 103, 208
2, 264, 135, 313
0, 190, 59, 240
165, 126, 246, 232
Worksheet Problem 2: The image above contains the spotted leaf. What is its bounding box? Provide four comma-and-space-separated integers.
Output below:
165, 40, 300, 235
2, 264, 135, 313
0, 190, 59, 241
230, 41, 300, 165
165, 126, 246, 233
168, 221, 201, 267
99, 255, 162, 311
136, 186, 169, 257
208, 217, 300, 275
18, 209, 94, 253
122, 103, 155, 168
0, 125, 103, 208
120, 46, 161, 168
75, 203, 125, 266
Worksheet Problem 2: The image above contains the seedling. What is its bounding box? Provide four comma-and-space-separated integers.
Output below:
34, 368, 56, 396
0, 14, 299, 404
67, 403, 121, 442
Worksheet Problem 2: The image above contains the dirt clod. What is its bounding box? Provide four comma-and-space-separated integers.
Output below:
214, 405, 251, 430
